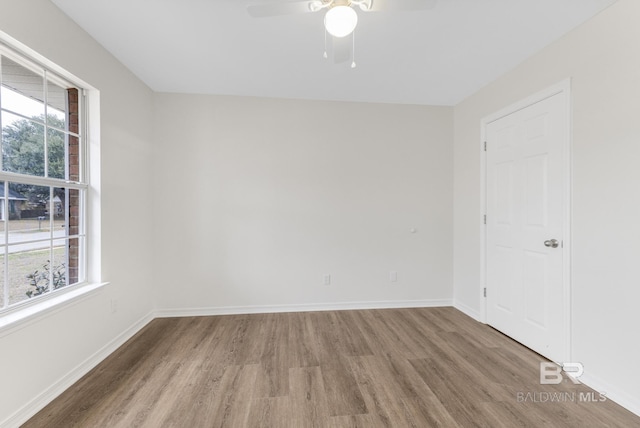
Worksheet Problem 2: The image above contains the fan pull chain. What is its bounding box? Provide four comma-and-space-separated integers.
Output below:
323, 28, 328, 59
351, 30, 356, 68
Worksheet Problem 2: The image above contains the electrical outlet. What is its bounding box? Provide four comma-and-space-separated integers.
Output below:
389, 271, 397, 282
110, 298, 118, 314
323, 274, 331, 286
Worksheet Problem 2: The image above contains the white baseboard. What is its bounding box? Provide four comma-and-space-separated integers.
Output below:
155, 299, 453, 318
2, 311, 155, 428
579, 372, 640, 418
453, 299, 482, 321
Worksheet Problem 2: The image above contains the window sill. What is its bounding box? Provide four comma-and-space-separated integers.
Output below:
0, 282, 108, 338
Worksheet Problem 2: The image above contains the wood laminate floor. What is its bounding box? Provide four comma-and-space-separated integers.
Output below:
24, 307, 640, 427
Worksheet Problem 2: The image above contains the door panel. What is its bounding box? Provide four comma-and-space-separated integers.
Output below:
523, 250, 547, 327
486, 91, 567, 363
495, 247, 514, 312
525, 154, 548, 226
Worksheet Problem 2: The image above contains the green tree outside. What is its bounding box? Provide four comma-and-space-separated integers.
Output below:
1, 114, 66, 206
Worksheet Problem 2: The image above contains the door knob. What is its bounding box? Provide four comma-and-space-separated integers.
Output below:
544, 239, 559, 248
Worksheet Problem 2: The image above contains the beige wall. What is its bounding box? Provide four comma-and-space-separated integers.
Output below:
453, 0, 640, 413
0, 0, 155, 425
153, 94, 453, 312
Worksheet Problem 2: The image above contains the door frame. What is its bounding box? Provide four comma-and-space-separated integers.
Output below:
480, 79, 572, 363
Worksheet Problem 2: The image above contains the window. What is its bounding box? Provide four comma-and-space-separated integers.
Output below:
0, 44, 88, 313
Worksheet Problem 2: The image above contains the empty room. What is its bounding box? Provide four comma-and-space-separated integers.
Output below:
0, 0, 639, 426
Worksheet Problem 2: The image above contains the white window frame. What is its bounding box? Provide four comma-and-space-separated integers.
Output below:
0, 33, 103, 328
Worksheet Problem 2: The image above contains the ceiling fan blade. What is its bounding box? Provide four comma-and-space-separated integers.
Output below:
365, 0, 437, 12
332, 35, 351, 64
247, 1, 315, 18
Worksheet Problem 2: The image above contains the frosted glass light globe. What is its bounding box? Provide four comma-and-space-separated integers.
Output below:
324, 6, 358, 38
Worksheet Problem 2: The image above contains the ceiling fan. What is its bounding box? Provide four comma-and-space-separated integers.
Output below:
247, 0, 438, 67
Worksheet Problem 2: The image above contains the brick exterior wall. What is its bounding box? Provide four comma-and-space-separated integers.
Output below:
67, 88, 79, 285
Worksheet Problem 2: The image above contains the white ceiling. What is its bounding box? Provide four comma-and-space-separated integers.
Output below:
50, 0, 616, 106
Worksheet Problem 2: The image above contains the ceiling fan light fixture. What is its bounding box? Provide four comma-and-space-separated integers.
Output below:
324, 6, 358, 38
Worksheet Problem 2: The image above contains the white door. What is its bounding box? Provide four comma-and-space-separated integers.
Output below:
485, 90, 568, 363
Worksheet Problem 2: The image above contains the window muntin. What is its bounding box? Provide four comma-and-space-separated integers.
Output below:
0, 47, 87, 312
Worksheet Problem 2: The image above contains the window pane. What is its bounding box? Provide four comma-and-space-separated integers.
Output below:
8, 247, 51, 305
69, 236, 82, 285
8, 183, 49, 240
0, 253, 4, 309
69, 188, 81, 236
51, 188, 81, 285
48, 128, 66, 179
46, 80, 67, 127
69, 134, 80, 181
0, 181, 5, 245
1, 56, 45, 118
2, 112, 45, 176
53, 187, 66, 225
53, 187, 73, 236
52, 238, 68, 290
